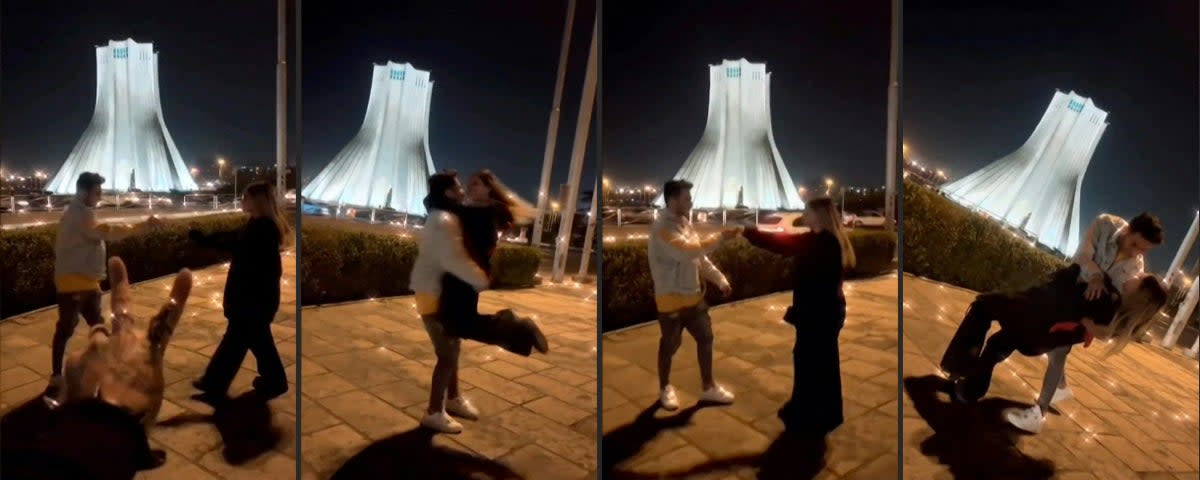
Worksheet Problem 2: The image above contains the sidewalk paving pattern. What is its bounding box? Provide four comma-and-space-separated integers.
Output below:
299, 282, 598, 479
0, 256, 300, 479
902, 274, 1200, 480
602, 275, 901, 479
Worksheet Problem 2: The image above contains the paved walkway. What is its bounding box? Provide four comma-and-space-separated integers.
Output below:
601, 274, 901, 479
0, 256, 300, 479
902, 274, 1200, 480
299, 283, 598, 479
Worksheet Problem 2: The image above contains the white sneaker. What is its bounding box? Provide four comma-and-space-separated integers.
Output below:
1050, 387, 1073, 406
1004, 405, 1045, 434
700, 384, 735, 404
446, 395, 480, 420
421, 410, 463, 434
660, 385, 680, 411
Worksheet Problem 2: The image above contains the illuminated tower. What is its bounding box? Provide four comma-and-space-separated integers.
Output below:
302, 61, 436, 215
655, 59, 804, 210
942, 90, 1108, 254
46, 39, 197, 193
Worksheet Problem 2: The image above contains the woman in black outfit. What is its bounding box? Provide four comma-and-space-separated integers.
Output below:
741, 197, 854, 436
439, 170, 548, 356
189, 181, 292, 399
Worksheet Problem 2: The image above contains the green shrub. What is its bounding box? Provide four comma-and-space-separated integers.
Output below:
0, 214, 255, 319
299, 224, 542, 306
601, 230, 897, 331
902, 180, 1068, 293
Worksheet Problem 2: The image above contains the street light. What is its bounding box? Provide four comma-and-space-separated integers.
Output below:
825, 177, 834, 196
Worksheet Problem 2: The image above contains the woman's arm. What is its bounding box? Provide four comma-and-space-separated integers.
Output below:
188, 227, 239, 252
742, 228, 806, 257
436, 215, 489, 291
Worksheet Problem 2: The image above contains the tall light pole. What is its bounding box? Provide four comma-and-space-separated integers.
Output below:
532, 0, 577, 248
551, 16, 597, 283
884, 0, 902, 232
277, 0, 288, 204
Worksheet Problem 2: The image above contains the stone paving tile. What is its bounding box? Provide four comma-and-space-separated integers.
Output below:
901, 274, 1200, 480
0, 254, 300, 479
300, 282, 597, 479
602, 274, 901, 479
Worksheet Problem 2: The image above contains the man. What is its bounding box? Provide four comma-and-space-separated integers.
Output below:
647, 179, 739, 411
1003, 212, 1163, 432
44, 172, 161, 405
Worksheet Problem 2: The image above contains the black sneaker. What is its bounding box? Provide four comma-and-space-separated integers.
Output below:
252, 376, 289, 399
42, 378, 62, 409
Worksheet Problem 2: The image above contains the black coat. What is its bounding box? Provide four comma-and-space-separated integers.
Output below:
993, 264, 1120, 354
743, 228, 846, 327
190, 217, 283, 319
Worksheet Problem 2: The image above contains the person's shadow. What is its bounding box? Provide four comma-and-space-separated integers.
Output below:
903, 375, 1056, 479
328, 427, 523, 479
602, 401, 826, 479
156, 390, 282, 465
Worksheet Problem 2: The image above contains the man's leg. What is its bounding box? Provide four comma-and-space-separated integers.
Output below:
421, 314, 469, 432
46, 291, 98, 402
1037, 346, 1072, 411
681, 304, 716, 390
940, 293, 1004, 378
657, 312, 686, 390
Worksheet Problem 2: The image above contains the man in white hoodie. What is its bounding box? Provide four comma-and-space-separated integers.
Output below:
647, 179, 740, 411
410, 171, 491, 433
44, 172, 161, 406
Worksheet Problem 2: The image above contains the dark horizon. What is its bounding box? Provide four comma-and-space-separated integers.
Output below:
0, 0, 278, 177
301, 0, 598, 204
905, 0, 1199, 273
602, 1, 893, 192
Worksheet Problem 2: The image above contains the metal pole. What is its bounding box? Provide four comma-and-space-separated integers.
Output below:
276, 0, 288, 204
1165, 211, 1199, 284
551, 17, 597, 283
1186, 334, 1199, 358
533, 0, 577, 248
1163, 278, 1198, 348
578, 176, 599, 278
883, 0, 901, 232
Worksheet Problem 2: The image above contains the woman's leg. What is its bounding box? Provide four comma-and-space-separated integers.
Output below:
199, 320, 251, 394
247, 317, 288, 391
940, 293, 1005, 377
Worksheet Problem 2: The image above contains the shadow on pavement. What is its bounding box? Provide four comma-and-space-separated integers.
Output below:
903, 375, 1056, 480
603, 401, 827, 479
328, 427, 524, 480
0, 398, 157, 480
157, 390, 282, 465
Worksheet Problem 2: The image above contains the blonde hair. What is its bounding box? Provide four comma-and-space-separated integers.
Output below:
243, 181, 293, 249
1100, 274, 1168, 357
472, 170, 536, 226
805, 197, 856, 270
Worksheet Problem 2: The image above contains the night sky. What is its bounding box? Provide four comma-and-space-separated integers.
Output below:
602, 1, 893, 191
0, 0, 278, 176
302, 0, 598, 204
905, 0, 1199, 273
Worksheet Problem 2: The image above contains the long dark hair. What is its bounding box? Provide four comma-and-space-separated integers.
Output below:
424, 170, 462, 214
243, 181, 292, 248
471, 170, 534, 225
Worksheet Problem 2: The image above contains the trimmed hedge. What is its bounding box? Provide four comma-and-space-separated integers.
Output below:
601, 229, 897, 331
902, 180, 1068, 293
299, 224, 542, 306
0, 214, 257, 319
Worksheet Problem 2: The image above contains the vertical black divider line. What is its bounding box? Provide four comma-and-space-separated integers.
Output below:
893, 0, 905, 478
291, 0, 302, 478
594, 0, 604, 473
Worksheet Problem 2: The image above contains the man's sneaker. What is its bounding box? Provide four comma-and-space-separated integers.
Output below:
660, 385, 680, 411
1050, 387, 1073, 406
421, 410, 464, 434
1004, 405, 1046, 434
700, 384, 735, 404
446, 396, 480, 420
43, 376, 63, 409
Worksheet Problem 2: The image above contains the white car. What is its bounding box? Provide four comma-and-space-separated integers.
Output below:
852, 210, 887, 228
756, 212, 809, 234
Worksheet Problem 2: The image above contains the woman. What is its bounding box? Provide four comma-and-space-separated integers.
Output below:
439, 170, 548, 357
741, 197, 855, 435
410, 172, 492, 434
190, 181, 292, 400
949, 267, 1166, 413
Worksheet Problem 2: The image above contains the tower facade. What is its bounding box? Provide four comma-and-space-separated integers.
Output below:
46, 39, 197, 193
655, 59, 804, 210
941, 90, 1108, 255
303, 61, 436, 215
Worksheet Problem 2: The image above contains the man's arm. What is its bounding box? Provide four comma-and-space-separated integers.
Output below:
654, 225, 723, 262
436, 215, 489, 291
1073, 217, 1104, 279
698, 255, 730, 294
79, 211, 151, 243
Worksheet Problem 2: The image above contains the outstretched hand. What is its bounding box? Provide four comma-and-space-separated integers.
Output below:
720, 227, 744, 241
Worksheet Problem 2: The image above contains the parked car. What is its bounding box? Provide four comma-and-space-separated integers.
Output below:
756, 212, 809, 234
852, 210, 887, 228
